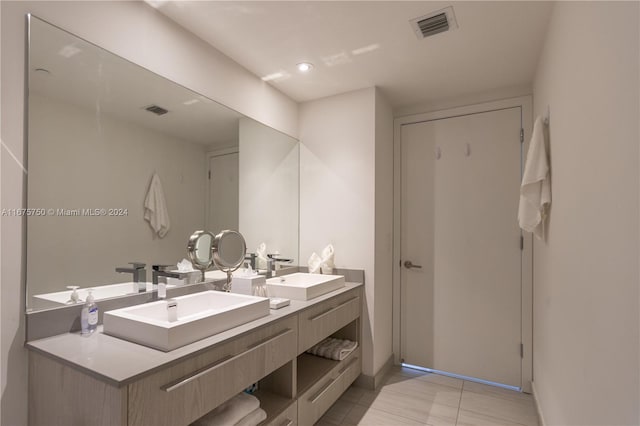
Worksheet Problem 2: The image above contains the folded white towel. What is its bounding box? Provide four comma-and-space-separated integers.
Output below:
518, 116, 551, 240
191, 392, 260, 426
308, 252, 322, 274
320, 244, 335, 274
307, 337, 358, 361
256, 243, 268, 271
234, 408, 267, 426
144, 172, 170, 238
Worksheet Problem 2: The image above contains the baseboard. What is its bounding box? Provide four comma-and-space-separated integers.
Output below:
354, 354, 395, 390
531, 381, 546, 426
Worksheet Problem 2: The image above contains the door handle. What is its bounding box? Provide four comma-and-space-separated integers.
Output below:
404, 260, 422, 269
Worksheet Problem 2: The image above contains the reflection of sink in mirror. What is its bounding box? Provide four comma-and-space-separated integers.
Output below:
266, 273, 345, 301
31, 282, 162, 309
103, 291, 269, 351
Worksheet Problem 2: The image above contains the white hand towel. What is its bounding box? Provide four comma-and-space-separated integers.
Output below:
234, 408, 267, 426
320, 244, 335, 274
144, 173, 170, 238
191, 392, 260, 426
308, 252, 322, 274
256, 243, 268, 270
307, 337, 358, 361
518, 116, 551, 240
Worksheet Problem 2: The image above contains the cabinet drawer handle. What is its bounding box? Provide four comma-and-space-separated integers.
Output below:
308, 356, 359, 404
309, 377, 335, 403
160, 328, 293, 392
309, 297, 358, 322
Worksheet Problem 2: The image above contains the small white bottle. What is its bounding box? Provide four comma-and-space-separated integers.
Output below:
81, 289, 99, 336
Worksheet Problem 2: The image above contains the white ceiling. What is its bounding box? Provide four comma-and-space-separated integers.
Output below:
154, 1, 553, 108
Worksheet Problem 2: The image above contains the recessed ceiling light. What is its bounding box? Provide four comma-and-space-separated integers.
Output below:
297, 62, 313, 73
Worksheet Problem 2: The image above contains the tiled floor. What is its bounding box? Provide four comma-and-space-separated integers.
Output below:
315, 367, 539, 426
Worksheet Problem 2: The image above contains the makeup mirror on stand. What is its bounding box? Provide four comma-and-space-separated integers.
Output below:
187, 230, 215, 283
212, 230, 246, 292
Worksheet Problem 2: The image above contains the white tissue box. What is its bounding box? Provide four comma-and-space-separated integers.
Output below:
231, 275, 266, 296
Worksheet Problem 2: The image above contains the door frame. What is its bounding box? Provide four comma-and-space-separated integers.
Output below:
392, 96, 533, 393
206, 147, 239, 232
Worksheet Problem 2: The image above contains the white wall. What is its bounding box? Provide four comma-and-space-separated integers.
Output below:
239, 118, 299, 264
27, 94, 207, 299
0, 2, 297, 424
532, 2, 639, 425
299, 87, 394, 377
374, 90, 394, 374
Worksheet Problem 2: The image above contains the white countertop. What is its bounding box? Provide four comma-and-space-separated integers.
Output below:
26, 282, 362, 387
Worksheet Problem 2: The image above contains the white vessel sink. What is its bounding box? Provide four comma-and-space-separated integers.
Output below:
266, 273, 345, 301
31, 282, 158, 309
103, 291, 269, 351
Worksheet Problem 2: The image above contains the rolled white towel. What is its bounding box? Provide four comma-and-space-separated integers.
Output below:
256, 243, 268, 271
191, 393, 259, 426
320, 244, 335, 274
234, 408, 267, 426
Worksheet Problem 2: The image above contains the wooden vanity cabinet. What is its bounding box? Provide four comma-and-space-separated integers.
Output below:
128, 317, 297, 426
28, 286, 362, 426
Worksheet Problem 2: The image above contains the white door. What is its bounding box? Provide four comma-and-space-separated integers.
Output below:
207, 152, 239, 234
400, 107, 523, 388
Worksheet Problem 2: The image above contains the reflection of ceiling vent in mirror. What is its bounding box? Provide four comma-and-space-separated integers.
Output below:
410, 6, 458, 40
144, 105, 169, 116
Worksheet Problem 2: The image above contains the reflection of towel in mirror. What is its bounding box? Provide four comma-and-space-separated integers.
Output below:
191, 392, 260, 426
256, 243, 268, 270
144, 173, 170, 238
518, 116, 551, 240
320, 244, 335, 274
235, 408, 267, 426
307, 337, 358, 361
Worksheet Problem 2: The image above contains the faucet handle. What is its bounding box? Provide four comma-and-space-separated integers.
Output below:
129, 262, 146, 269
152, 264, 173, 272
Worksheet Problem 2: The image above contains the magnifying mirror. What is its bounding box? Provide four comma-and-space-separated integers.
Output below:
212, 230, 247, 291
187, 230, 215, 282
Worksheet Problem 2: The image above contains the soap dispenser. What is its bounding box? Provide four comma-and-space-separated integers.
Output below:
81, 289, 98, 335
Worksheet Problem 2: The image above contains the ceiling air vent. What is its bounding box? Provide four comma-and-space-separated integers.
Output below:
144, 105, 169, 116
410, 6, 458, 40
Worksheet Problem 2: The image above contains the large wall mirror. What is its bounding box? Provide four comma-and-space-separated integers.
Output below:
26, 16, 299, 312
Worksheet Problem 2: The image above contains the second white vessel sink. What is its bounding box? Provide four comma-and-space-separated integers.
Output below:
266, 273, 345, 301
103, 291, 269, 351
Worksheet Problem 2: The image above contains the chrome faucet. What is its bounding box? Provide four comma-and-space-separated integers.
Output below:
244, 253, 257, 270
266, 254, 293, 278
115, 262, 147, 292
152, 264, 190, 285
